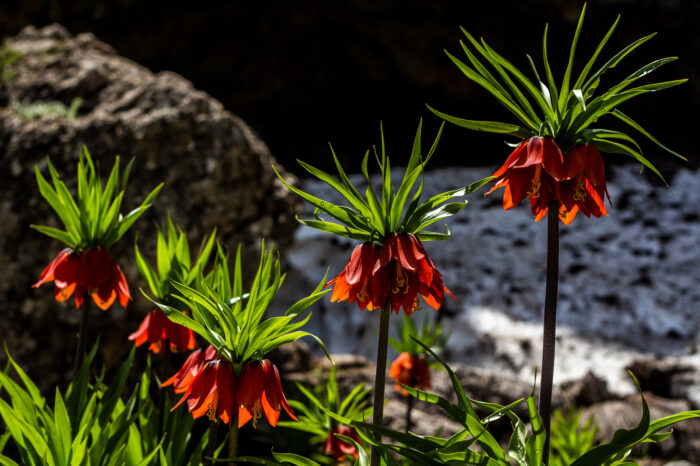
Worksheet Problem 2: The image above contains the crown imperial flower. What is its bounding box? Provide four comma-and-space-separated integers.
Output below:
324, 425, 361, 461
162, 345, 218, 394
33, 247, 130, 310
129, 308, 197, 354
172, 358, 236, 424
237, 359, 297, 428
431, 5, 685, 224
389, 352, 432, 396
328, 233, 454, 315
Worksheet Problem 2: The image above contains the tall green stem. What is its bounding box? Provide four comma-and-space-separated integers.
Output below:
73, 300, 91, 378
405, 393, 414, 432
370, 300, 392, 466
228, 415, 239, 464
540, 201, 559, 465
206, 422, 217, 465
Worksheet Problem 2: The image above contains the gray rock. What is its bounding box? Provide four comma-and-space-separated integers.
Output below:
0, 24, 299, 390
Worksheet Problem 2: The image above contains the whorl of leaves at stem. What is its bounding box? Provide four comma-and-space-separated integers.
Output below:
134, 215, 217, 303
274, 120, 492, 243
388, 313, 449, 359
144, 243, 331, 368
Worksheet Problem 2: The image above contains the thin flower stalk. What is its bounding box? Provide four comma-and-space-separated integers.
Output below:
32, 147, 161, 373
431, 6, 685, 460
275, 122, 481, 465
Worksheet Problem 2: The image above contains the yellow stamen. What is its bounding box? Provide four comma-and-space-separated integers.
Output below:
206, 394, 218, 422
355, 281, 370, 302
526, 166, 542, 199
252, 400, 262, 429
393, 266, 409, 294
573, 176, 587, 201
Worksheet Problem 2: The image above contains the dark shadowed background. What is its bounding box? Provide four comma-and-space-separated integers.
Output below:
1, 0, 697, 175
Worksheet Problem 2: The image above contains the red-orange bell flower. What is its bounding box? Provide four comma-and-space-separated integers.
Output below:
374, 233, 455, 315
557, 143, 611, 225
162, 345, 217, 394
327, 242, 383, 311
389, 352, 431, 396
128, 308, 197, 354
172, 358, 236, 424
237, 359, 297, 428
324, 425, 361, 460
33, 247, 130, 310
485, 136, 568, 222
326, 233, 455, 315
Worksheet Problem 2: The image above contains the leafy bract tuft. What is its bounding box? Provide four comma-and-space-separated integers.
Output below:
32, 146, 163, 249
145, 243, 331, 367
135, 215, 216, 303
275, 120, 491, 243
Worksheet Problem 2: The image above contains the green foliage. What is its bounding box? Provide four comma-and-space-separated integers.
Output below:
133, 357, 209, 465
571, 373, 700, 465
388, 313, 448, 358
12, 98, 83, 121
147, 243, 331, 367
344, 339, 700, 466
0, 41, 21, 81
279, 366, 372, 463
431, 4, 685, 182
549, 407, 597, 466
0, 345, 160, 466
32, 146, 163, 250
275, 120, 492, 243
135, 215, 216, 303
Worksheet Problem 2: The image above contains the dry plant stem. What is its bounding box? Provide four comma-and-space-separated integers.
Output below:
73, 300, 91, 378
539, 201, 559, 465
228, 416, 239, 464
370, 300, 392, 466
206, 422, 217, 465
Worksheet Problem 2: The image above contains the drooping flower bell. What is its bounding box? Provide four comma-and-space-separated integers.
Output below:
327, 242, 382, 311
327, 233, 455, 315
326, 233, 454, 315
485, 136, 567, 222
128, 308, 197, 354
172, 358, 236, 424
324, 425, 361, 461
237, 359, 297, 428
375, 233, 455, 315
33, 247, 130, 310
389, 352, 431, 396
557, 143, 611, 225
162, 345, 218, 394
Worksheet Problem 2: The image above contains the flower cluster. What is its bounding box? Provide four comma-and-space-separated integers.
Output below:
164, 348, 296, 428
33, 247, 130, 310
327, 232, 454, 315
324, 425, 361, 461
389, 352, 431, 396
485, 136, 610, 225
128, 308, 196, 353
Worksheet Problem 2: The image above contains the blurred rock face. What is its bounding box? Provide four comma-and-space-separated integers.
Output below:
0, 24, 299, 389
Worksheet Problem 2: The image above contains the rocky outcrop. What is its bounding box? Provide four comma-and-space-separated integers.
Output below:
0, 24, 300, 389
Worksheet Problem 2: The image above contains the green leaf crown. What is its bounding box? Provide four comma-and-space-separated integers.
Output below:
275, 120, 492, 243
33, 146, 163, 250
